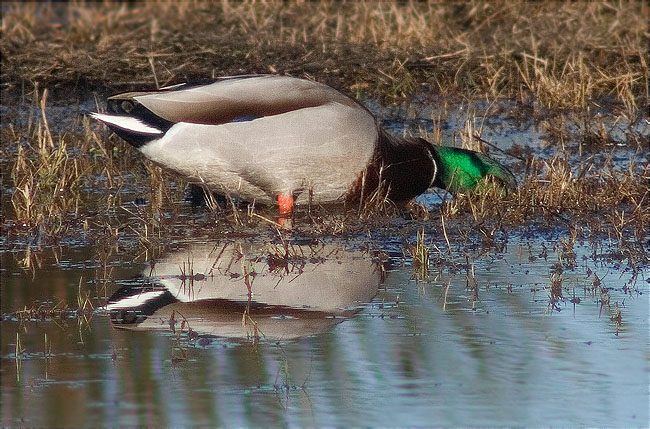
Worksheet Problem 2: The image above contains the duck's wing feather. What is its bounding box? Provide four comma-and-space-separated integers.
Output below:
118, 75, 364, 125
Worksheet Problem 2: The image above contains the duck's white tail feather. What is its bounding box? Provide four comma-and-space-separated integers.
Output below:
105, 290, 166, 310
89, 112, 164, 135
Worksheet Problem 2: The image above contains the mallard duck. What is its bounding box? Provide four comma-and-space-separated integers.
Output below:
90, 75, 515, 215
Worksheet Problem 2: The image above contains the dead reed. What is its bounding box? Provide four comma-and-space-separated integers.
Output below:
8, 89, 84, 235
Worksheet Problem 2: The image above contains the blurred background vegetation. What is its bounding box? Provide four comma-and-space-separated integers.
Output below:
1, 1, 647, 113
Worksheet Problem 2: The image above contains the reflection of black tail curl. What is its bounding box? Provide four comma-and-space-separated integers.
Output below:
107, 284, 178, 326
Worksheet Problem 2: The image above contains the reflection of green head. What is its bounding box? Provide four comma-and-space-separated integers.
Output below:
430, 146, 517, 194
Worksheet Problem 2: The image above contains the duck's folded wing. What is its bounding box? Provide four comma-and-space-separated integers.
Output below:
115, 75, 363, 125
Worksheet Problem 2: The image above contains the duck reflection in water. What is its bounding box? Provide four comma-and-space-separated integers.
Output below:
107, 241, 383, 341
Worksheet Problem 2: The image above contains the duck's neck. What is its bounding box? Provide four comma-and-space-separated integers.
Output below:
368, 129, 436, 202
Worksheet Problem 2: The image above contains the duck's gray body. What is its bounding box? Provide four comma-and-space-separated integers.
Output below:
91, 75, 514, 206
141, 77, 377, 204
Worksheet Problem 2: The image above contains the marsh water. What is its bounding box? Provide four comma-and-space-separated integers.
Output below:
1, 100, 648, 427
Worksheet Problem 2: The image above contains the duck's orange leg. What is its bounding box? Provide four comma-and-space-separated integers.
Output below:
277, 193, 294, 217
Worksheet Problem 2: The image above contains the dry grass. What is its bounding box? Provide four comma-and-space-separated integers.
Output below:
409, 228, 430, 281
1, 1, 647, 113
1, 87, 188, 240
7, 90, 84, 235
441, 155, 649, 264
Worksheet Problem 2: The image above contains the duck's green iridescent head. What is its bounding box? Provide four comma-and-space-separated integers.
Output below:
429, 146, 517, 194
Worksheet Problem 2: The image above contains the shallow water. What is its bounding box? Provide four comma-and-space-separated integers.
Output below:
1, 98, 649, 427
1, 233, 648, 427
